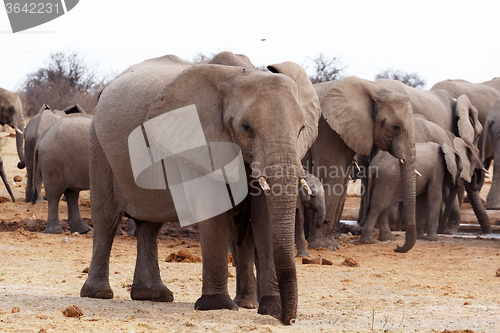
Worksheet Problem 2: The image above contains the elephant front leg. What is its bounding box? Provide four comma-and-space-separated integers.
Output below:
251, 191, 280, 317
130, 220, 173, 302
65, 189, 91, 234
424, 181, 442, 241
295, 206, 311, 257
195, 214, 237, 311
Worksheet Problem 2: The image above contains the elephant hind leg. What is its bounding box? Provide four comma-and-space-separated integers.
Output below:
130, 219, 173, 302
65, 189, 91, 234
377, 209, 396, 241
44, 184, 64, 234
81, 123, 121, 300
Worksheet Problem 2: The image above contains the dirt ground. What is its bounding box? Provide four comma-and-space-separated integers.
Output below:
0, 130, 499, 333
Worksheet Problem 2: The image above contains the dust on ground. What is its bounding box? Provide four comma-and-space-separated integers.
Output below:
0, 130, 499, 333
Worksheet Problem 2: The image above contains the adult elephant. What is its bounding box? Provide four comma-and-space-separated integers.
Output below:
80, 52, 321, 325
0, 87, 25, 169
24, 103, 86, 202
431, 78, 500, 162
482, 98, 500, 209
306, 77, 417, 252
32, 113, 92, 234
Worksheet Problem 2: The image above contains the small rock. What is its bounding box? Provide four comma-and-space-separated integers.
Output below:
302, 257, 320, 265
341, 257, 359, 267
63, 237, 69, 243
72, 232, 80, 236
496, 268, 500, 277
62, 305, 83, 318
82, 267, 89, 273
321, 258, 333, 265
11, 306, 20, 313
13, 175, 22, 182
39, 329, 47, 333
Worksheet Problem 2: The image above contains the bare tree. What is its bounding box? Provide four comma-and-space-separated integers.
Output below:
19, 51, 107, 116
308, 53, 346, 84
375, 68, 426, 89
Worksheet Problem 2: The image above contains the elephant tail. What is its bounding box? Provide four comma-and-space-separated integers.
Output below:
31, 144, 40, 205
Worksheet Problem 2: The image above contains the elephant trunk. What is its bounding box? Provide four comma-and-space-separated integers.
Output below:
314, 198, 327, 229
15, 111, 25, 169
440, 183, 460, 229
469, 168, 485, 192
394, 151, 417, 253
465, 177, 491, 234
263, 154, 299, 325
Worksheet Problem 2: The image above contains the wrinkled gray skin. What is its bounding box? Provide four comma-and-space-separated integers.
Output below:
413, 117, 489, 234
24, 104, 86, 202
431, 78, 500, 162
306, 78, 417, 252
295, 171, 326, 258
0, 156, 15, 202
482, 98, 500, 209
361, 142, 462, 243
33, 113, 92, 234
0, 88, 25, 170
80, 52, 321, 325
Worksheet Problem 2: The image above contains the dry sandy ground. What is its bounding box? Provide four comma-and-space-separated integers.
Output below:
0, 130, 499, 333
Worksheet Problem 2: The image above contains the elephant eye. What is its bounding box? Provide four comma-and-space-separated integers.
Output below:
241, 122, 253, 136
393, 125, 401, 135
299, 124, 305, 136
8, 107, 15, 116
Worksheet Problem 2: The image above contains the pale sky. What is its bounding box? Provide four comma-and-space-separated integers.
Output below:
1, 0, 499, 91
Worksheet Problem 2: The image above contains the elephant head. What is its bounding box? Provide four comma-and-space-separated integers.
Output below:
0, 88, 25, 169
146, 61, 321, 324
317, 77, 416, 252
454, 95, 482, 145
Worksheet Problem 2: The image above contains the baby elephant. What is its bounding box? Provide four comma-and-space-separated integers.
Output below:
33, 113, 92, 234
295, 171, 326, 257
360, 142, 462, 244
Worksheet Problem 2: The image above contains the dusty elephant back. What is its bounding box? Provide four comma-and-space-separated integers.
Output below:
37, 114, 93, 189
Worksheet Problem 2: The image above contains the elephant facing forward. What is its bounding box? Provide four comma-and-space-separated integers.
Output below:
361, 141, 462, 243
0, 88, 25, 169
80, 52, 321, 325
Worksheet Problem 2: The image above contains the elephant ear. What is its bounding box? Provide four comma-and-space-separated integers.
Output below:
441, 143, 462, 186
453, 137, 473, 183
455, 95, 483, 144
318, 77, 381, 155
267, 62, 321, 159
36, 109, 62, 140
61, 104, 86, 115
147, 64, 245, 145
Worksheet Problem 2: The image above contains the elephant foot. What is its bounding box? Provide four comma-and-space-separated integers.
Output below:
359, 233, 377, 244
257, 295, 281, 316
130, 284, 173, 302
234, 293, 258, 309
424, 233, 441, 241
80, 280, 114, 299
308, 237, 340, 250
295, 248, 311, 258
35, 197, 46, 203
417, 232, 426, 240
378, 232, 396, 241
45, 224, 64, 234
69, 220, 92, 234
442, 228, 458, 235
195, 293, 238, 311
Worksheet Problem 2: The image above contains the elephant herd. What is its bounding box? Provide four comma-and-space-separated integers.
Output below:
1, 52, 500, 325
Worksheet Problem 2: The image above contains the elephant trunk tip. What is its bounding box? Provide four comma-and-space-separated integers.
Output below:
393, 224, 416, 253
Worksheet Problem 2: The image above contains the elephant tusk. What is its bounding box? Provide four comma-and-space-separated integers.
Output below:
300, 178, 312, 195
258, 176, 270, 191
399, 158, 405, 165
415, 169, 422, 177
482, 167, 490, 177
354, 160, 361, 172
13, 126, 23, 135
